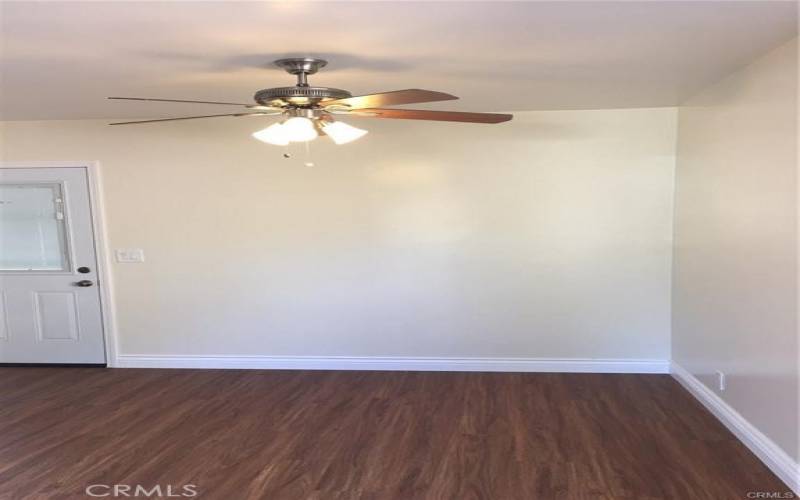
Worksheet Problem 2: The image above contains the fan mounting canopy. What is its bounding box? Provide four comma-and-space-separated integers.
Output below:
273, 57, 328, 76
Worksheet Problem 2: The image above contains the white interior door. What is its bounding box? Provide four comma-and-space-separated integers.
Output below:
0, 167, 106, 364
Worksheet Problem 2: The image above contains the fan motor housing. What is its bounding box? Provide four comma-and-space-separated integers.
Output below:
254, 86, 352, 107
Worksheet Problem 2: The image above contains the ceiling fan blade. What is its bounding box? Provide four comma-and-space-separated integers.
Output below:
108, 96, 257, 107
108, 113, 275, 125
323, 89, 458, 109
351, 108, 512, 124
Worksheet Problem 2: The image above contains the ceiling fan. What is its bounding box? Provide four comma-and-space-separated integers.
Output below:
108, 58, 513, 145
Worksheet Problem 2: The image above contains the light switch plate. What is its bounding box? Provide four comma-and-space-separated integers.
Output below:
115, 248, 145, 263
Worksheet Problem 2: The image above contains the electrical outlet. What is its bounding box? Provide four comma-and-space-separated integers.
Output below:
715, 370, 726, 391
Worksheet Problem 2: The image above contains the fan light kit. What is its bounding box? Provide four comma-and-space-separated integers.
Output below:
108, 57, 513, 147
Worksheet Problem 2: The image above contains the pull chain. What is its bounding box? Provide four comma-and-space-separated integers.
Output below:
303, 140, 314, 167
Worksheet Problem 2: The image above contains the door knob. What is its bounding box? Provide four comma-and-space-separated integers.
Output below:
74, 280, 94, 287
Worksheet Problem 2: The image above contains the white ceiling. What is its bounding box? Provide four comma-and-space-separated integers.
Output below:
0, 1, 796, 120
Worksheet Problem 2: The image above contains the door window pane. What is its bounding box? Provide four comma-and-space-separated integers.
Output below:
0, 183, 70, 271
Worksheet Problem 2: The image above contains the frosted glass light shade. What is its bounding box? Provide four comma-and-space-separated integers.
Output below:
252, 123, 289, 146
254, 117, 364, 146
322, 121, 368, 145
282, 117, 318, 142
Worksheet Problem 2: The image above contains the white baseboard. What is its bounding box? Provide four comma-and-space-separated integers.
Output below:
671, 362, 799, 494
114, 354, 669, 373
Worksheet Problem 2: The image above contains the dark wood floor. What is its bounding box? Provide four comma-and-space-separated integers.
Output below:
0, 369, 790, 499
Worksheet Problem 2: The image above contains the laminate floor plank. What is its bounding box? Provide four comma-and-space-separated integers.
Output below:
0, 369, 791, 499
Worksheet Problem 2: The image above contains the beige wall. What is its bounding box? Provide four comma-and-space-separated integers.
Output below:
673, 39, 798, 460
0, 108, 676, 360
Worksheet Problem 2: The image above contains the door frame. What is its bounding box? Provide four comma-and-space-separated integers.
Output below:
0, 161, 119, 366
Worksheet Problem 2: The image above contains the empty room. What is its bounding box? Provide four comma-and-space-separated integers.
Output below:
0, 1, 798, 498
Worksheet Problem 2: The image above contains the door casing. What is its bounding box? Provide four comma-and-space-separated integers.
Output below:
0, 161, 119, 366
